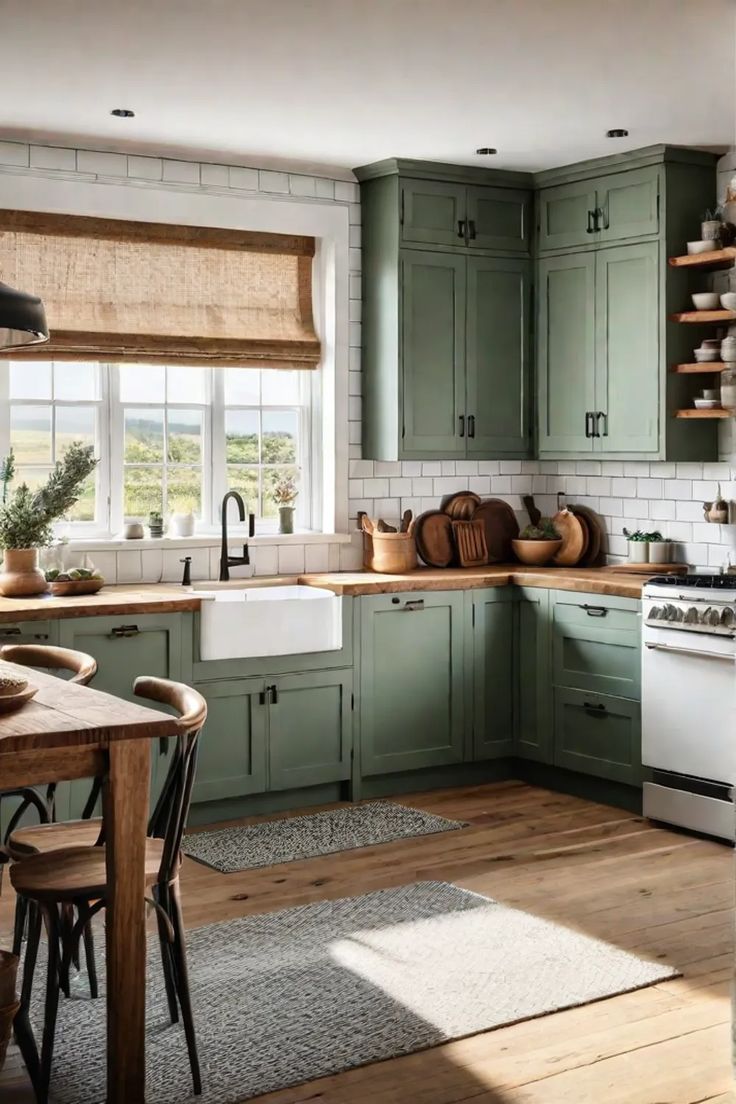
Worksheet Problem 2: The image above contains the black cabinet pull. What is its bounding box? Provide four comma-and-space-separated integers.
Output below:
270, 684, 279, 705
580, 604, 608, 617
585, 411, 592, 438
586, 210, 596, 234
457, 219, 466, 240
583, 701, 607, 717
111, 624, 140, 638
403, 599, 425, 612
468, 414, 476, 438
467, 219, 477, 241
596, 207, 609, 230
596, 411, 608, 437
458, 415, 465, 438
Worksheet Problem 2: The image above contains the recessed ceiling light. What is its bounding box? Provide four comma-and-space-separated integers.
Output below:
606, 128, 629, 138
111, 108, 135, 118
476, 147, 497, 155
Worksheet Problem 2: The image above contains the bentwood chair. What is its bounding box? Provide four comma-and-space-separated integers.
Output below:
10, 676, 207, 1104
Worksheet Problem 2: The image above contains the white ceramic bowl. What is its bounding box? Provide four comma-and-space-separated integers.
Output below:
694, 398, 722, 409
720, 292, 736, 311
694, 348, 721, 362
687, 240, 718, 255
701, 338, 721, 349
692, 292, 721, 310
702, 388, 721, 400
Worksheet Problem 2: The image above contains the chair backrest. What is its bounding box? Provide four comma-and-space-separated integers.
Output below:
133, 676, 207, 884
0, 644, 97, 685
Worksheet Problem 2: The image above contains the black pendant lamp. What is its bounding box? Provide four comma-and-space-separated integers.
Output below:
0, 281, 48, 350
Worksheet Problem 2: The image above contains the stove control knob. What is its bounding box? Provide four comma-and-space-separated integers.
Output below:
648, 605, 663, 620
684, 606, 700, 624
721, 607, 735, 627
662, 604, 678, 621
705, 607, 722, 627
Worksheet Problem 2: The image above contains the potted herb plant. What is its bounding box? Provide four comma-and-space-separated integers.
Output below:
148, 510, 164, 539
511, 518, 562, 566
623, 528, 671, 564
272, 474, 299, 534
0, 444, 98, 597
701, 207, 724, 243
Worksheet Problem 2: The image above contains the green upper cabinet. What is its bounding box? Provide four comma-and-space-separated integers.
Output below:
359, 590, 466, 776
537, 252, 596, 454
594, 242, 659, 453
466, 257, 531, 455
357, 159, 534, 461
402, 250, 466, 456
537, 179, 598, 251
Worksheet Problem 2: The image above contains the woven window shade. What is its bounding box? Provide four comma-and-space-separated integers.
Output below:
0, 210, 320, 368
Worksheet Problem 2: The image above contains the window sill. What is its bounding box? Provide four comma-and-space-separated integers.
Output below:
63, 531, 354, 552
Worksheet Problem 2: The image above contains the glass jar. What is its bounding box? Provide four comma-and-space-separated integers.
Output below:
721, 366, 736, 412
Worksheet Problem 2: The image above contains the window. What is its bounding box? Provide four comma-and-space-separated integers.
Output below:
0, 362, 314, 536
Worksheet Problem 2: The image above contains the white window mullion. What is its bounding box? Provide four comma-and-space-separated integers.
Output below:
108, 363, 125, 535
210, 368, 227, 526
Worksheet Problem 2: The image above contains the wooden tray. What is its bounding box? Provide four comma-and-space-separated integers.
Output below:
451, 520, 488, 567
608, 562, 688, 575
49, 578, 105, 596
474, 499, 519, 563
552, 509, 587, 566
569, 505, 604, 567
440, 491, 481, 521
0, 684, 37, 714
414, 510, 455, 568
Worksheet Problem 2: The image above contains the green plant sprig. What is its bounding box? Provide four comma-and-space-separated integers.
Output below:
0, 442, 98, 550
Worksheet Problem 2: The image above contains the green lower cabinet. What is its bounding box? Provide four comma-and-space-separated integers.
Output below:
551, 592, 641, 700
56, 613, 185, 818
470, 589, 514, 758
553, 687, 642, 786
359, 591, 465, 775
192, 678, 268, 803
514, 588, 553, 762
268, 670, 353, 790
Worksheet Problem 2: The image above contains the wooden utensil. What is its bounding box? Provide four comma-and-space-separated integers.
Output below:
551, 508, 587, 566
414, 510, 455, 568
451, 520, 489, 567
473, 499, 519, 562
608, 562, 688, 575
440, 490, 482, 520
569, 505, 603, 566
376, 519, 397, 533
400, 509, 413, 533
522, 495, 542, 527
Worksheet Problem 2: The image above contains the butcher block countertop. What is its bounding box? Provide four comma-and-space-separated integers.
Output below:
0, 566, 649, 623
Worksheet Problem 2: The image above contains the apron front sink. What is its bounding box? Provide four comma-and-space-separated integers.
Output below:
197, 585, 342, 661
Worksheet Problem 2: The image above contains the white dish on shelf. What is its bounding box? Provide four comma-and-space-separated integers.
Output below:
692, 292, 721, 310
701, 338, 721, 349
687, 240, 719, 255
720, 292, 736, 311
693, 398, 722, 409
694, 348, 721, 362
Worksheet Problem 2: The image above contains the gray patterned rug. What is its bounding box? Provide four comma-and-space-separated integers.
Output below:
38, 881, 679, 1104
183, 801, 467, 872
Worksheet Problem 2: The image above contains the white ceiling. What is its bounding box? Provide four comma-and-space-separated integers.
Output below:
3, 0, 735, 179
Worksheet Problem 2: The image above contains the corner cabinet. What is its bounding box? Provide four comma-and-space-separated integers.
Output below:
535, 146, 719, 461
357, 159, 534, 461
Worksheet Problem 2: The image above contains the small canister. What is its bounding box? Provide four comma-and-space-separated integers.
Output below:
721, 366, 736, 412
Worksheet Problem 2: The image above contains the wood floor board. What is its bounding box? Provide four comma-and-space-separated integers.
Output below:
0, 781, 731, 1104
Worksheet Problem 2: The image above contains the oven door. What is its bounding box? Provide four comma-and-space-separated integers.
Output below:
642, 625, 736, 783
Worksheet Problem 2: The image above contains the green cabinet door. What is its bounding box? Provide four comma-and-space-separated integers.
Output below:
551, 594, 641, 700
57, 613, 184, 817
470, 589, 514, 759
268, 670, 352, 790
594, 241, 659, 454
466, 256, 531, 456
401, 179, 466, 247
537, 180, 598, 251
514, 588, 553, 763
359, 591, 465, 775
554, 687, 642, 785
191, 678, 267, 803
401, 249, 466, 456
537, 253, 596, 453
466, 186, 530, 253
594, 167, 660, 244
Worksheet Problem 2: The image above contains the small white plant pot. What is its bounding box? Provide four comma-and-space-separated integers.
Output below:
169, 511, 195, 538
648, 541, 671, 564
628, 541, 649, 563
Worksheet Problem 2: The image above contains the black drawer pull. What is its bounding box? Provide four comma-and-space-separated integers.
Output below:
0, 627, 22, 638
457, 219, 466, 240
403, 599, 425, 612
467, 414, 476, 439
270, 683, 279, 705
580, 604, 608, 617
111, 624, 140, 638
583, 702, 607, 716
458, 415, 465, 438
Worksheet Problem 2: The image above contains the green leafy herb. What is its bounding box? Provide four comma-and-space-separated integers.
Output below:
0, 442, 98, 550
519, 518, 560, 541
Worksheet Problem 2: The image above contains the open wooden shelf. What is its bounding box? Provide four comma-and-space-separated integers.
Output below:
672, 362, 727, 373
675, 408, 731, 419
668, 247, 736, 269
670, 309, 736, 323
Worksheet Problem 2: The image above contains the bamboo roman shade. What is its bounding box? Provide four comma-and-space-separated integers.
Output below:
0, 209, 320, 368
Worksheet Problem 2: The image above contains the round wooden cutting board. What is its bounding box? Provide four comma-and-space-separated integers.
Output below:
474, 499, 519, 563
414, 510, 455, 568
440, 491, 482, 520
552, 508, 587, 566
570, 505, 604, 566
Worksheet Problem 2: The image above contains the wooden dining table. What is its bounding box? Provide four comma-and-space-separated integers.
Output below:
0, 663, 180, 1103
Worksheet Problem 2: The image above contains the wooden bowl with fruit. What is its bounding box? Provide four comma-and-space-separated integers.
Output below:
511, 519, 563, 566
45, 567, 105, 596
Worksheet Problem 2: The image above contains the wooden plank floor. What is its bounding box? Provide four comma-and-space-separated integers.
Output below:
0, 781, 733, 1103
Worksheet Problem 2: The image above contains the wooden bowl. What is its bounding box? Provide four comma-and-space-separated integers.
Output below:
511, 538, 563, 566
48, 578, 105, 597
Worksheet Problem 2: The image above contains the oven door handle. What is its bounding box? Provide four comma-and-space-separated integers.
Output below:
644, 641, 735, 661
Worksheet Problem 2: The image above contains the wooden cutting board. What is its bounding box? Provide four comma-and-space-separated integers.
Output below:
414, 510, 455, 568
440, 491, 482, 520
473, 499, 519, 563
569, 505, 603, 567
608, 562, 688, 575
551, 508, 587, 566
451, 520, 489, 567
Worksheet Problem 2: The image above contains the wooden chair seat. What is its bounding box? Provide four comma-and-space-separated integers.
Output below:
10, 840, 175, 902
8, 818, 103, 859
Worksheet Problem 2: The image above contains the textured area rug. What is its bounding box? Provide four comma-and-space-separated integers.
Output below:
182, 800, 467, 871
40, 881, 679, 1104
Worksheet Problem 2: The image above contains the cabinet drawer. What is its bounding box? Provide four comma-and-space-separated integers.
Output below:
552, 593, 640, 699
538, 180, 597, 251
594, 166, 660, 244
401, 179, 466, 247
466, 186, 531, 253
554, 687, 641, 785
0, 620, 56, 644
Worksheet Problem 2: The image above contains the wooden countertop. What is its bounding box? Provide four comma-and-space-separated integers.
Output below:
0, 566, 649, 623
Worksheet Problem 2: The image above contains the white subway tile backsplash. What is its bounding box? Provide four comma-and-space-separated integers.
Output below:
162, 159, 200, 184
315, 177, 335, 200
587, 477, 611, 496
289, 174, 317, 197
278, 545, 305, 575
251, 545, 279, 576
30, 145, 76, 171
440, 461, 457, 476
661, 479, 692, 499
0, 140, 29, 166
373, 498, 400, 519
411, 477, 433, 496
349, 459, 373, 478
434, 477, 460, 495
499, 460, 522, 475
610, 477, 636, 497
649, 500, 676, 521
637, 478, 663, 498
304, 543, 329, 573
576, 461, 602, 476
676, 463, 705, 479
389, 478, 412, 497
200, 163, 229, 186
692, 481, 719, 500
363, 478, 390, 497
334, 180, 359, 203
468, 477, 492, 495
77, 149, 127, 175
373, 461, 402, 477
229, 167, 259, 190
676, 500, 706, 522
259, 170, 289, 193
116, 550, 142, 583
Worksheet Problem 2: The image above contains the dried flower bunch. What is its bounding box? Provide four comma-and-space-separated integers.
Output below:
272, 474, 299, 506
0, 443, 98, 549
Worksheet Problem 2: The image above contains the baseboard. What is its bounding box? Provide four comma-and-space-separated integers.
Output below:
513, 760, 642, 814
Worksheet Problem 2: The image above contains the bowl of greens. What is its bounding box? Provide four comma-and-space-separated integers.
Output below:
511, 519, 562, 565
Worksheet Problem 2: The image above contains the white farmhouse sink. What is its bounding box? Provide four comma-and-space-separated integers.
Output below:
198, 585, 342, 661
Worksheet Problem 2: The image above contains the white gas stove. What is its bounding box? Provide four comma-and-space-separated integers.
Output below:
642, 574, 736, 842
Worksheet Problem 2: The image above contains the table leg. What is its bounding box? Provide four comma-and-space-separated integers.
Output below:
104, 737, 151, 1104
